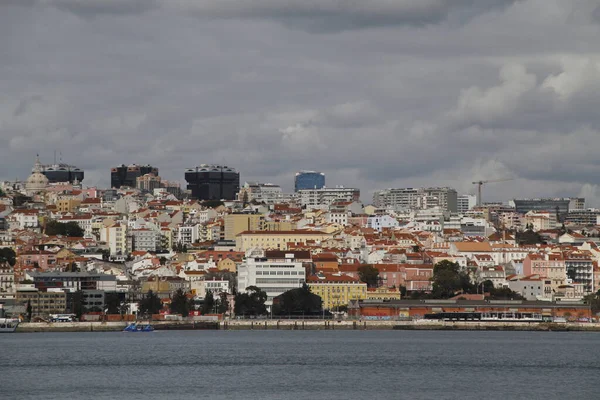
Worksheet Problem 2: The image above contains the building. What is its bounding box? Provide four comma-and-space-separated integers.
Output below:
294, 171, 325, 192
564, 252, 594, 294
457, 194, 477, 214
236, 230, 334, 252
512, 198, 570, 219
25, 156, 49, 196
0, 263, 14, 293
373, 187, 458, 212
185, 164, 239, 201
238, 182, 294, 204
136, 173, 161, 192
16, 287, 67, 316
237, 249, 306, 308
298, 187, 360, 209
111, 164, 159, 189
100, 224, 128, 256
523, 253, 566, 291
224, 213, 265, 241
506, 275, 552, 301
307, 273, 367, 310
131, 229, 161, 252
565, 209, 600, 226
39, 163, 84, 184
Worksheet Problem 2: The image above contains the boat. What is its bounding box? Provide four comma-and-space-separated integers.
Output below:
0, 318, 19, 333
123, 323, 154, 332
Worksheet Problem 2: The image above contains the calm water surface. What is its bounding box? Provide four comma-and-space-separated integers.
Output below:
1, 330, 598, 399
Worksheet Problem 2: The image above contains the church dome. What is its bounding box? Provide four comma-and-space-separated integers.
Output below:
26, 156, 49, 193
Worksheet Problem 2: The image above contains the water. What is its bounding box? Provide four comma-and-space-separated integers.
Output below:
1, 330, 598, 399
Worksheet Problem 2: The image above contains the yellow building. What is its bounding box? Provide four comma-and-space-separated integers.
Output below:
307, 273, 367, 310
56, 198, 82, 213
262, 220, 297, 232
224, 214, 265, 241
366, 287, 402, 301
16, 288, 67, 316
236, 230, 334, 251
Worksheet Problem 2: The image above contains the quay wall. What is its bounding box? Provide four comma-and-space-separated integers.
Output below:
15, 320, 600, 332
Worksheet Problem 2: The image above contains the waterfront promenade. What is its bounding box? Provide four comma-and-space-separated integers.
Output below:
14, 319, 600, 332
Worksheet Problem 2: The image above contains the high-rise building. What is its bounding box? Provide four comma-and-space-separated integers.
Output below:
184, 164, 240, 201
294, 171, 325, 192
298, 186, 360, 208
511, 198, 570, 217
457, 194, 477, 214
111, 164, 158, 189
373, 187, 458, 212
136, 173, 161, 193
38, 163, 84, 184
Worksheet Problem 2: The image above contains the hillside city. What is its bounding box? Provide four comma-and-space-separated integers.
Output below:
1, 157, 599, 322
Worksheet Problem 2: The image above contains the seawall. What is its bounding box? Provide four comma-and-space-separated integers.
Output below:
15, 320, 600, 333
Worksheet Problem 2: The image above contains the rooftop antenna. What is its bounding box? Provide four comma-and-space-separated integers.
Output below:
54, 150, 57, 165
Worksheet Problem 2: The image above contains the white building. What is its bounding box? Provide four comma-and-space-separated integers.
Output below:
366, 214, 399, 232
100, 224, 128, 256
57, 214, 93, 237
237, 249, 306, 308
457, 194, 477, 214
178, 224, 199, 245
373, 187, 458, 212
131, 229, 160, 252
298, 187, 360, 209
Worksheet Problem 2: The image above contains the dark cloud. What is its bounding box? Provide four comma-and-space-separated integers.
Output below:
1, 0, 600, 205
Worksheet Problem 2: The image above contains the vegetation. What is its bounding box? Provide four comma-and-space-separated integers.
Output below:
71, 290, 85, 319
201, 291, 215, 315
105, 292, 126, 315
272, 284, 322, 316
202, 200, 224, 208
45, 220, 85, 237
516, 229, 544, 245
216, 292, 229, 314
170, 289, 192, 317
26, 300, 32, 321
584, 290, 600, 314
138, 290, 162, 316
0, 247, 16, 266
431, 260, 474, 299
357, 264, 380, 288
234, 286, 267, 316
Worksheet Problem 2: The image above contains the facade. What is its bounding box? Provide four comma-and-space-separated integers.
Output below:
238, 182, 293, 204
298, 187, 360, 208
373, 187, 458, 212
565, 253, 594, 294
236, 230, 333, 252
111, 164, 159, 189
565, 209, 600, 226
39, 163, 84, 184
237, 249, 306, 308
100, 224, 128, 256
294, 171, 325, 192
0, 264, 14, 293
136, 173, 161, 192
224, 213, 265, 241
507, 275, 552, 301
131, 229, 160, 252
27, 271, 118, 292
16, 287, 67, 315
457, 194, 477, 214
185, 164, 240, 201
307, 273, 367, 310
25, 157, 49, 196
512, 198, 570, 218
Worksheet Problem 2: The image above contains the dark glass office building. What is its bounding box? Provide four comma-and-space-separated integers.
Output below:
513, 198, 570, 218
39, 163, 84, 184
185, 165, 240, 200
111, 164, 158, 188
294, 170, 325, 192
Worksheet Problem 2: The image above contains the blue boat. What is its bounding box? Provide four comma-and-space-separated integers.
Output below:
123, 323, 154, 332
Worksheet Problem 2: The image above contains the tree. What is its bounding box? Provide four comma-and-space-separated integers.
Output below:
567, 268, 577, 282
65, 262, 80, 272
202, 200, 224, 208
482, 280, 495, 294
45, 220, 84, 237
138, 290, 162, 316
71, 290, 85, 319
26, 300, 32, 322
170, 289, 192, 317
234, 286, 267, 316
431, 260, 474, 299
487, 287, 524, 301
104, 292, 122, 315
242, 191, 249, 206
201, 291, 215, 315
272, 283, 322, 315
216, 292, 229, 314
159, 256, 167, 266
584, 290, 600, 315
0, 247, 16, 266
358, 265, 380, 288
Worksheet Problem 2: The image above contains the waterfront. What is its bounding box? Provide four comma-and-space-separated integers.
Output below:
1, 331, 598, 399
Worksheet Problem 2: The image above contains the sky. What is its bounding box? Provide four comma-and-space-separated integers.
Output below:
1, 0, 600, 205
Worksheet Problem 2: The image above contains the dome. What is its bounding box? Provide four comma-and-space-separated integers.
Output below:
26, 156, 49, 193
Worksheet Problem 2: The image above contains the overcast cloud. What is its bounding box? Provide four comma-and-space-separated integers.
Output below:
1, 0, 600, 205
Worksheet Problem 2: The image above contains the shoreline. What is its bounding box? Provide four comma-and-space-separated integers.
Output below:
13, 320, 600, 332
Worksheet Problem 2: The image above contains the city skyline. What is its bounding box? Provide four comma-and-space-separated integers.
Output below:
1, 1, 600, 204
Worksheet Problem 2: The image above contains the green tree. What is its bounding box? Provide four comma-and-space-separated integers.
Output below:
584, 290, 600, 314
431, 260, 474, 299
65, 262, 80, 272
242, 191, 249, 206
202, 200, 224, 208
26, 300, 32, 321
482, 280, 495, 293
170, 289, 192, 317
0, 247, 16, 266
216, 292, 229, 314
104, 292, 121, 314
201, 291, 215, 315
358, 265, 380, 288
488, 287, 524, 300
272, 283, 322, 315
159, 256, 167, 266
71, 290, 85, 319
234, 286, 267, 316
45, 220, 85, 237
138, 290, 162, 316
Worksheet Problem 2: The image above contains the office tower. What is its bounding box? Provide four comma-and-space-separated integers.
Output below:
111, 164, 158, 189
184, 164, 240, 200
294, 171, 325, 192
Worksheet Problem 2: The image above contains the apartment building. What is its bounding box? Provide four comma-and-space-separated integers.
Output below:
307, 273, 367, 310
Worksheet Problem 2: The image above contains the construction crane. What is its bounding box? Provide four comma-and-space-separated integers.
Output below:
472, 178, 514, 207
